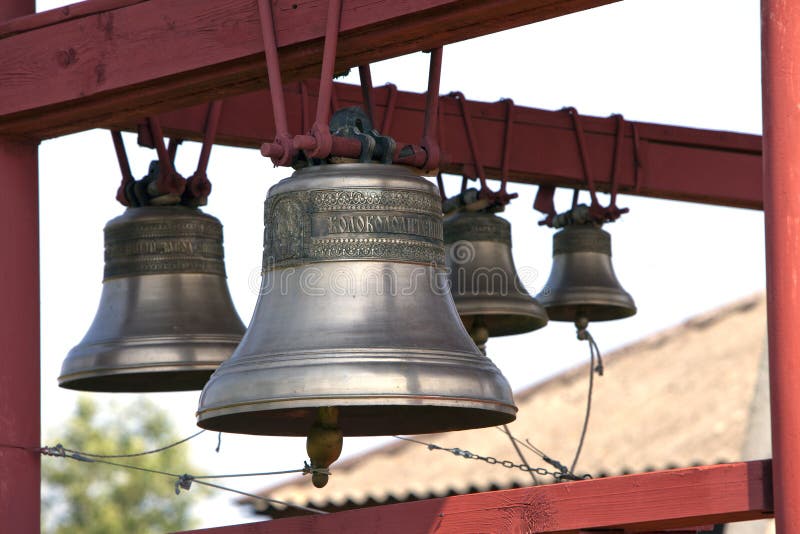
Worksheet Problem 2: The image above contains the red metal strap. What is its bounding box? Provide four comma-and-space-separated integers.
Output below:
436, 172, 446, 201
256, 0, 294, 166
533, 185, 557, 226
260, 0, 343, 163
451, 91, 485, 186
499, 98, 515, 198
295, 0, 342, 159
299, 81, 310, 133
167, 138, 182, 166
111, 130, 134, 207
146, 116, 185, 199
419, 47, 443, 171
563, 107, 628, 223
381, 83, 398, 135
564, 107, 600, 209
358, 64, 377, 126
183, 100, 223, 206
631, 122, 643, 193
450, 92, 517, 206
329, 82, 339, 125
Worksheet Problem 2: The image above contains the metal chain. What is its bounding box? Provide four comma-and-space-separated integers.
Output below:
394, 436, 587, 482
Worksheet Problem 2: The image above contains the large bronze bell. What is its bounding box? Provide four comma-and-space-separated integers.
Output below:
536, 223, 636, 322
197, 163, 517, 438
444, 210, 548, 350
59, 206, 246, 392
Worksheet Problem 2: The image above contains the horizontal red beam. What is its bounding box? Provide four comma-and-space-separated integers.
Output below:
129, 82, 763, 209
180, 461, 773, 534
0, 0, 616, 138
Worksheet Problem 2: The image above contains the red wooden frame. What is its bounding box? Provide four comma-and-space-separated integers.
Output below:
178, 461, 773, 533
0, 136, 39, 534
761, 0, 800, 530
0, 6, 38, 532
0, 0, 795, 531
135, 82, 763, 209
0, 0, 616, 137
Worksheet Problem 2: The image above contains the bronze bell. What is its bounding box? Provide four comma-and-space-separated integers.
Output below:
536, 223, 636, 322
197, 163, 517, 438
59, 206, 246, 392
444, 210, 548, 351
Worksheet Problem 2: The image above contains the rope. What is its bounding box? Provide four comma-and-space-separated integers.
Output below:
192, 480, 327, 515
500, 424, 538, 485
572, 323, 605, 474
492, 429, 574, 478
55, 429, 205, 459
34, 443, 329, 515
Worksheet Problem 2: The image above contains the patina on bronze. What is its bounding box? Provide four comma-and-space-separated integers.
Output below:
197, 163, 516, 437
444, 209, 548, 352
537, 222, 636, 323
59, 206, 245, 392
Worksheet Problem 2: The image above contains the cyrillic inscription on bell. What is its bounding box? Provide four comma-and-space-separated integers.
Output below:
444, 209, 548, 351
197, 163, 517, 438
537, 222, 636, 323
59, 206, 245, 392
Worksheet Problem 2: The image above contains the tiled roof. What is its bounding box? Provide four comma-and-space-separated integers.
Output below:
241, 294, 767, 518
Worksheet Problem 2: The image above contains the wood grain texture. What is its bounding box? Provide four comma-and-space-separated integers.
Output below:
177, 461, 773, 534
116, 82, 763, 209
0, 0, 147, 38
0, 0, 616, 137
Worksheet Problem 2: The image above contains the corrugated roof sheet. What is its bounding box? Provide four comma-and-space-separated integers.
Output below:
241, 294, 766, 518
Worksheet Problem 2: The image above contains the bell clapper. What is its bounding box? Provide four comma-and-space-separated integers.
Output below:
468, 317, 490, 355
306, 406, 343, 488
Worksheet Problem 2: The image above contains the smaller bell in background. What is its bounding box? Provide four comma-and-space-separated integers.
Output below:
59, 205, 245, 392
536, 219, 636, 323
444, 208, 548, 352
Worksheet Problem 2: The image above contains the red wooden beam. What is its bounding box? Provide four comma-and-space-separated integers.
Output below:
125, 82, 763, 209
0, 137, 40, 534
0, 0, 616, 138
761, 0, 800, 531
0, 7, 39, 533
179, 461, 773, 534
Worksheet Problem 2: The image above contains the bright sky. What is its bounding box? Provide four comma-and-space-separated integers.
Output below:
35, 0, 764, 529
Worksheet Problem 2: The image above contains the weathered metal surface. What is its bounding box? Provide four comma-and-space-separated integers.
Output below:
59, 206, 245, 392
537, 222, 636, 323
197, 163, 516, 436
444, 210, 548, 344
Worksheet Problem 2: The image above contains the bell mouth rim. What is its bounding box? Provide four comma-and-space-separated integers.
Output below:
540, 304, 638, 322
536, 288, 636, 322
58, 365, 219, 392
454, 300, 549, 336
196, 395, 518, 437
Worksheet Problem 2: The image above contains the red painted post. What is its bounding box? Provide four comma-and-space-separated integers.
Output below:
0, 4, 38, 533
0, 139, 40, 530
0, 136, 39, 531
761, 1, 800, 532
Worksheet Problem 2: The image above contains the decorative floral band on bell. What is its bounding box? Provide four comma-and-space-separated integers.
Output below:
263, 184, 446, 270
103, 206, 226, 279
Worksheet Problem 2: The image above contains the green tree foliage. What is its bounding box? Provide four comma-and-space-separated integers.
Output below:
43, 396, 203, 534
